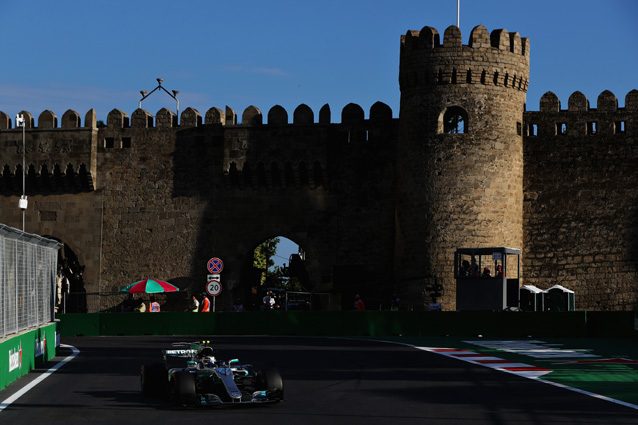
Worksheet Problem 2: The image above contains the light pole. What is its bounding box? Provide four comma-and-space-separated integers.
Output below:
16, 113, 27, 231
138, 78, 180, 122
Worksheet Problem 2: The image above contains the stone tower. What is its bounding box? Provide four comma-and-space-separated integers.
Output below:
395, 25, 530, 308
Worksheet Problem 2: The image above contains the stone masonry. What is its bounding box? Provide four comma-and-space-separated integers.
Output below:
0, 24, 636, 311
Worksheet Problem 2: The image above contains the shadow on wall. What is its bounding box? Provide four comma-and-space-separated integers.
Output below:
628, 203, 638, 279
171, 126, 225, 297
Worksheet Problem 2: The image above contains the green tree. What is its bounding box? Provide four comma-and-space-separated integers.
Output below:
253, 237, 280, 285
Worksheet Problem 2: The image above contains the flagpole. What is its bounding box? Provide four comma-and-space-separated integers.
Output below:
457, 0, 460, 28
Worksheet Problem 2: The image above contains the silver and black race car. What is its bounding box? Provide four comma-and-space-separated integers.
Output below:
140, 340, 283, 406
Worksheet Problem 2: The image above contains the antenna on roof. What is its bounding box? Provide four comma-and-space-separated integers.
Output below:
456, 0, 460, 28
138, 78, 180, 121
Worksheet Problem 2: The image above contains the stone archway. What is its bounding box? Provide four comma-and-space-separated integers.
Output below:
235, 235, 311, 311
43, 235, 87, 313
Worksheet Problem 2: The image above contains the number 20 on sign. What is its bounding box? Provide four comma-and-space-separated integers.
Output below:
206, 280, 222, 297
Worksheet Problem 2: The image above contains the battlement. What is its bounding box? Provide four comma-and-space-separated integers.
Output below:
400, 24, 530, 93
0, 102, 394, 131
401, 24, 529, 57
524, 89, 638, 138
531, 89, 638, 112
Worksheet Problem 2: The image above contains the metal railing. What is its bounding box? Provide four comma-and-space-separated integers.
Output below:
0, 224, 60, 339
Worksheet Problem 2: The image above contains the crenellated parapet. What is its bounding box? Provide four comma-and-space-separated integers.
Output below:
400, 24, 530, 93
1, 102, 397, 195
0, 101, 396, 131
525, 89, 637, 137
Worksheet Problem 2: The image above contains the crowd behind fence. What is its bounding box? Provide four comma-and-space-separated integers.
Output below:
0, 224, 60, 339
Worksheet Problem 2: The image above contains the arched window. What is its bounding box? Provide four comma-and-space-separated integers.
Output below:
442, 106, 468, 134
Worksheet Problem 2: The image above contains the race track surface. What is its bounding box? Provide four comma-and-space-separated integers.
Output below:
0, 336, 636, 424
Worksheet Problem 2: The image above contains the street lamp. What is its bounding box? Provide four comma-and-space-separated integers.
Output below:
16, 113, 27, 231
138, 78, 180, 122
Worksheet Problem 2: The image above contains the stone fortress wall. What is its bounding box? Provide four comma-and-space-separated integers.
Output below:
0, 23, 636, 311
0, 103, 398, 310
524, 90, 638, 310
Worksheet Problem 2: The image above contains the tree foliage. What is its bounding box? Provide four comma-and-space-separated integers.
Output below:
253, 237, 280, 285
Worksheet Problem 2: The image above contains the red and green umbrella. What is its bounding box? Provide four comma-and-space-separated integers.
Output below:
120, 277, 180, 294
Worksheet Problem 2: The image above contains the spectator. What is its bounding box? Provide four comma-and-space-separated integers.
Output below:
200, 293, 211, 312
495, 264, 504, 278
460, 260, 471, 277
149, 297, 161, 312
136, 301, 147, 313
263, 290, 275, 310
190, 295, 200, 312
354, 294, 366, 311
481, 267, 491, 278
470, 256, 480, 277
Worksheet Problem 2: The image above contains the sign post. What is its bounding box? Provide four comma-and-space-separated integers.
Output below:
206, 278, 222, 312
205, 257, 224, 312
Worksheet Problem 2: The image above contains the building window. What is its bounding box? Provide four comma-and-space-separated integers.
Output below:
615, 120, 626, 134
442, 106, 468, 134
122, 137, 131, 148
516, 122, 522, 136
104, 137, 114, 148
528, 123, 538, 137
587, 121, 598, 135
556, 122, 568, 135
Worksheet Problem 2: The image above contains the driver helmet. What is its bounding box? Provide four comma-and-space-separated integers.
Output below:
202, 355, 216, 367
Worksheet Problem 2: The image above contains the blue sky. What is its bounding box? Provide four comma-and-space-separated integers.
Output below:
0, 0, 636, 121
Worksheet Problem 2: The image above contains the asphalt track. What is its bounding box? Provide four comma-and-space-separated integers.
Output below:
0, 336, 636, 424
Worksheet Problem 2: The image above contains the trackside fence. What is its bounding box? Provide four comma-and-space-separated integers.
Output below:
0, 224, 61, 339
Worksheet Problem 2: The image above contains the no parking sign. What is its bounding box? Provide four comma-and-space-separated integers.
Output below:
207, 257, 224, 274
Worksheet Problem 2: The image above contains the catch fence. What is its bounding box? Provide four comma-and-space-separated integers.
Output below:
0, 224, 60, 339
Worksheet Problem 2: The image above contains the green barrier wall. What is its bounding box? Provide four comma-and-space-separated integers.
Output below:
0, 323, 57, 390
57, 311, 636, 338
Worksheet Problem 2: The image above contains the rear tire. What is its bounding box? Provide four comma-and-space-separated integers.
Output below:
171, 371, 197, 406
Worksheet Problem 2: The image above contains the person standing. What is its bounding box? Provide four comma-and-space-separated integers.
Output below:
136, 301, 147, 313
149, 297, 161, 312
200, 293, 211, 312
354, 294, 365, 311
191, 295, 200, 312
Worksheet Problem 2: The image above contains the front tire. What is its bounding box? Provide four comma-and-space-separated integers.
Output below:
260, 368, 284, 401
171, 371, 197, 406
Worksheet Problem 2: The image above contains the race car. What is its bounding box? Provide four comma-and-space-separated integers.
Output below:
140, 340, 283, 406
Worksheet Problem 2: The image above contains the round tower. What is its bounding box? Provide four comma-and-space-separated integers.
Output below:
395, 24, 530, 309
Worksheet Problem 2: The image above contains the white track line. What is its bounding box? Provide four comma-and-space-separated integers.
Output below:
414, 345, 638, 411
372, 338, 638, 412
0, 344, 80, 412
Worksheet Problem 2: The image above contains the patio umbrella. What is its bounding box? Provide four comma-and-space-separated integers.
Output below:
120, 277, 180, 294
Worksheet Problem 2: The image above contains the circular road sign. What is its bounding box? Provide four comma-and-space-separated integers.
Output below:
207, 257, 224, 274
206, 279, 222, 297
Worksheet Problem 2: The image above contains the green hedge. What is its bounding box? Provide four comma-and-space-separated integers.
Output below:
0, 323, 57, 390
57, 311, 636, 338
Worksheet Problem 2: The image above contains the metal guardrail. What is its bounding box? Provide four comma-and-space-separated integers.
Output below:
0, 224, 60, 339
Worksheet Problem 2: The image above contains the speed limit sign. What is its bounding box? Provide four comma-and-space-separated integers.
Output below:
206, 279, 222, 297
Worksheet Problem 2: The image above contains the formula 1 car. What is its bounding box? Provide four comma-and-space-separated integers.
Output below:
140, 340, 283, 406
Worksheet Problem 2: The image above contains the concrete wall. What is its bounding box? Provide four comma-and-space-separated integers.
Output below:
0, 323, 57, 391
